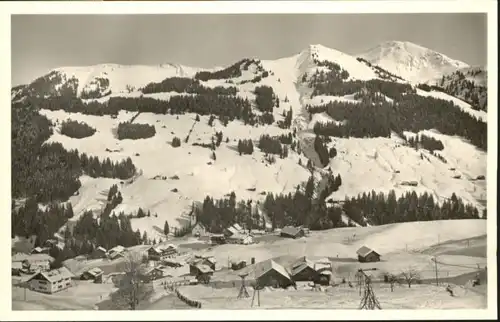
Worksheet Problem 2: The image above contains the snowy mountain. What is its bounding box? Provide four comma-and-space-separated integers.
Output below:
12, 43, 487, 239
358, 41, 470, 83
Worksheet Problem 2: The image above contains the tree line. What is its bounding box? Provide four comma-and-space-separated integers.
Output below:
11, 198, 74, 244
310, 93, 486, 151
142, 77, 237, 96
343, 190, 482, 226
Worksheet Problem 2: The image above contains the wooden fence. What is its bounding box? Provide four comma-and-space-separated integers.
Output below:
175, 288, 202, 308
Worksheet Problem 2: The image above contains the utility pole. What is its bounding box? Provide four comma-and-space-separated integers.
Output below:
433, 257, 439, 286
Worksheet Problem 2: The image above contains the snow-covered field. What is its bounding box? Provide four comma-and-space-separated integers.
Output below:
178, 219, 486, 275
177, 282, 486, 309
11, 281, 117, 310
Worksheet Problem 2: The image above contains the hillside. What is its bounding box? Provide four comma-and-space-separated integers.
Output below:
427, 66, 488, 112
358, 41, 470, 84
11, 43, 487, 245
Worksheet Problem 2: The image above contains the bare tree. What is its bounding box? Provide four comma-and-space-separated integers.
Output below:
383, 273, 400, 292
400, 267, 421, 288
111, 252, 153, 310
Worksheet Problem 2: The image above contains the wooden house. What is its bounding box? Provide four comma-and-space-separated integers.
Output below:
107, 245, 126, 260
12, 253, 53, 272
147, 244, 178, 261
291, 256, 319, 282
189, 256, 216, 275
191, 222, 208, 237
140, 266, 171, 282
80, 267, 104, 283
254, 259, 294, 289
27, 267, 74, 294
314, 258, 333, 285
280, 226, 305, 239
356, 246, 381, 263
227, 233, 254, 245
210, 234, 226, 245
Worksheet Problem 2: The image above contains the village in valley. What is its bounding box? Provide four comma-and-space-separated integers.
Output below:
11, 218, 488, 310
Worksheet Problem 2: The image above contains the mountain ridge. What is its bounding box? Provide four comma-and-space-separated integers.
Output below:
11, 41, 487, 240
358, 40, 470, 83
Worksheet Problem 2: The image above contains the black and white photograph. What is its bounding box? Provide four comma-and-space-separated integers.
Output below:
2, 1, 497, 320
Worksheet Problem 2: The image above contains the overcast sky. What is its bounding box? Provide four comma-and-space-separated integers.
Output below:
11, 14, 487, 86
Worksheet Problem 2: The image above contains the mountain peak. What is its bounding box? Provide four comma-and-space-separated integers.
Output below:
358, 40, 469, 83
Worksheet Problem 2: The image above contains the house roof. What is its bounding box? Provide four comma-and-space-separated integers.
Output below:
232, 223, 243, 232
31, 247, 47, 253
226, 226, 238, 236
108, 251, 125, 259
356, 246, 380, 258
12, 253, 54, 263
192, 222, 206, 229
96, 246, 107, 252
314, 262, 332, 273
281, 226, 303, 236
29, 267, 74, 283
195, 264, 214, 274
108, 245, 126, 254
254, 259, 292, 281
84, 267, 104, 277
291, 257, 316, 276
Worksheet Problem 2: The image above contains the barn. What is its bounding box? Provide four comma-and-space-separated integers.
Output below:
356, 246, 381, 263
314, 259, 333, 285
254, 259, 294, 289
280, 226, 305, 239
291, 257, 319, 282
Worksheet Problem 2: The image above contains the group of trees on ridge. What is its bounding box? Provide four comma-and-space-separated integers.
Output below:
309, 93, 486, 151
142, 77, 237, 96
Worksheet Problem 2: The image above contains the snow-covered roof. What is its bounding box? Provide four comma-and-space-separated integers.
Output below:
281, 226, 303, 236
291, 257, 315, 276
108, 245, 126, 254
29, 267, 74, 283
356, 246, 380, 257
232, 223, 243, 232
84, 267, 104, 277
96, 246, 107, 252
195, 264, 214, 274
254, 259, 291, 281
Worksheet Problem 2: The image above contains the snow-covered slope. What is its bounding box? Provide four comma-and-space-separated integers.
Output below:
13, 43, 487, 238
427, 66, 488, 112
358, 41, 470, 83
12, 63, 206, 102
